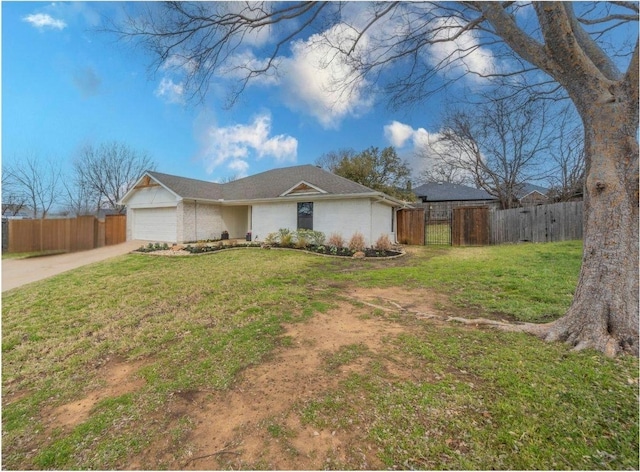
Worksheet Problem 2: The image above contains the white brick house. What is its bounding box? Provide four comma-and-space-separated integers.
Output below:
119, 165, 409, 246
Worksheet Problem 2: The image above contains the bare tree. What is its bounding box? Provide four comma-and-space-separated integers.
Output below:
420, 98, 585, 204
113, 2, 639, 356
419, 95, 557, 209
3, 155, 62, 218
62, 178, 101, 217
2, 168, 28, 217
418, 156, 475, 186
547, 108, 586, 202
73, 142, 156, 214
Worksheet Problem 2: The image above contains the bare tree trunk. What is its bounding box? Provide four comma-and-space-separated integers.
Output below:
541, 101, 639, 356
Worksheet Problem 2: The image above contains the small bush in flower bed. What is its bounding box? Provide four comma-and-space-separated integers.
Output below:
137, 242, 170, 253
183, 243, 223, 254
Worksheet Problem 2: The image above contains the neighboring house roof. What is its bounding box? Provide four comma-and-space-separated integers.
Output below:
122, 165, 407, 206
516, 183, 549, 200
412, 182, 498, 202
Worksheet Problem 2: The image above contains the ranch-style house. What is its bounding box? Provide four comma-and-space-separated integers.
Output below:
119, 165, 409, 246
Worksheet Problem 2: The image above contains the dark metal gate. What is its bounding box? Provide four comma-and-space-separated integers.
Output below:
425, 208, 452, 245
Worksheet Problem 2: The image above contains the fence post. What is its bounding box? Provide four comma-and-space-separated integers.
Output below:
1, 219, 7, 252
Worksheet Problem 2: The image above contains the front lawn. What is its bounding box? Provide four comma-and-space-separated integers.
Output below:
2, 242, 637, 470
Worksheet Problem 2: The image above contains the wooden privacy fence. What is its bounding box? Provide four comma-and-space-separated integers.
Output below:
6, 215, 127, 253
398, 201, 583, 246
397, 208, 425, 245
490, 201, 583, 244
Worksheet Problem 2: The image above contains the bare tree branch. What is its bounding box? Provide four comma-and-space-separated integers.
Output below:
73, 142, 156, 214
3, 155, 62, 218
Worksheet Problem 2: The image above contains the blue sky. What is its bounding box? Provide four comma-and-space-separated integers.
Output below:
1, 1, 461, 183
3, 2, 635, 186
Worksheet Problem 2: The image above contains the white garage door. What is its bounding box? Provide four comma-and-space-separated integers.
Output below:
132, 207, 177, 242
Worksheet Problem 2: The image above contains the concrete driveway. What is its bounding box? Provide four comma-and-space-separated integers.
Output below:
2, 240, 144, 292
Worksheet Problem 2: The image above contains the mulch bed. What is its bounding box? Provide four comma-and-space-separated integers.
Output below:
133, 242, 405, 259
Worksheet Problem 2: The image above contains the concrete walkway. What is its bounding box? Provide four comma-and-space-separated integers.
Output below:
2, 240, 144, 292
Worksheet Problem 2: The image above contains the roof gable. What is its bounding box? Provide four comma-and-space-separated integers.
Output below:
280, 180, 328, 197
516, 183, 549, 199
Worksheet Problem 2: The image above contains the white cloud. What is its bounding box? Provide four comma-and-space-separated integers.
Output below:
23, 13, 66, 30
215, 20, 375, 129
384, 120, 447, 178
425, 16, 497, 81
198, 113, 298, 174
155, 78, 185, 104
217, 50, 280, 87
384, 121, 416, 148
161, 55, 199, 75
227, 159, 250, 178
223, 2, 273, 47
278, 23, 374, 129
384, 121, 433, 150
384, 120, 478, 183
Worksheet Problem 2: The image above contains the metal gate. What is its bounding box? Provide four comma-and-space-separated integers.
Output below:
425, 208, 452, 245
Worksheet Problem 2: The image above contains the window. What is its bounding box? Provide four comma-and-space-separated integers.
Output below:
297, 202, 313, 230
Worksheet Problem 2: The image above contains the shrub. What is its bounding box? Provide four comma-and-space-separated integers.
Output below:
264, 232, 278, 245
296, 229, 325, 246
327, 232, 345, 248
295, 234, 309, 249
278, 228, 292, 239
348, 232, 367, 252
374, 234, 393, 251
279, 230, 293, 247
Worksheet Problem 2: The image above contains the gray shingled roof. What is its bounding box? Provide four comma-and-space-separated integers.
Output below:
413, 182, 497, 202
222, 165, 376, 200
144, 165, 383, 202
147, 171, 224, 200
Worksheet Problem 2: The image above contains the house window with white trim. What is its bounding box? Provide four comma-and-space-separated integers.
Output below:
297, 202, 313, 230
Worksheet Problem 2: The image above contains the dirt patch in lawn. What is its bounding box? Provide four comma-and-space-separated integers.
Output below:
19, 286, 444, 469
124, 286, 445, 470
43, 358, 148, 434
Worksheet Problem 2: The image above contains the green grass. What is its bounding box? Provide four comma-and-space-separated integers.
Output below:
300, 328, 638, 470
425, 223, 451, 245
2, 250, 334, 469
333, 241, 582, 322
322, 343, 369, 373
2, 242, 638, 470
2, 249, 68, 259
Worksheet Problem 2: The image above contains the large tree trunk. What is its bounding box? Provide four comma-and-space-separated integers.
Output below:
542, 98, 639, 356
480, 2, 639, 356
